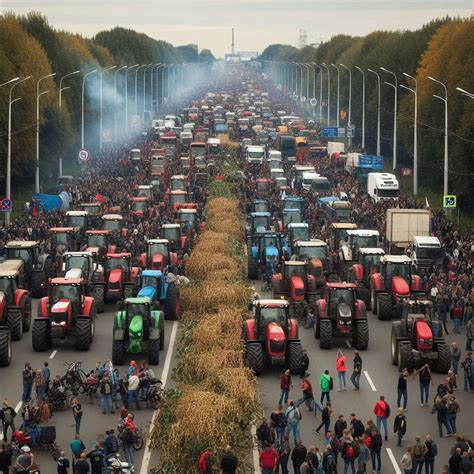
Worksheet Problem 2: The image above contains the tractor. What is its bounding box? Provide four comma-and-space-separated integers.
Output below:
255, 178, 272, 198
65, 211, 89, 243
242, 299, 302, 375
168, 191, 188, 213
370, 255, 425, 320
102, 253, 140, 302
169, 175, 187, 192
135, 185, 153, 201
0, 260, 31, 341
248, 232, 289, 280
33, 277, 95, 352
391, 299, 450, 373
49, 227, 81, 274
137, 270, 180, 320
247, 212, 272, 236
286, 223, 310, 253
4, 241, 53, 297
313, 283, 369, 350
139, 239, 177, 272
130, 197, 154, 218
177, 208, 205, 235
160, 224, 190, 257
79, 203, 103, 228
282, 195, 304, 214
102, 214, 127, 238
323, 200, 352, 224
346, 248, 386, 309
112, 297, 164, 366
280, 209, 303, 232
85, 230, 116, 261
250, 199, 269, 214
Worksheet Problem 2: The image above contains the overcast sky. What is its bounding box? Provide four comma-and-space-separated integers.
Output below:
2, 0, 472, 57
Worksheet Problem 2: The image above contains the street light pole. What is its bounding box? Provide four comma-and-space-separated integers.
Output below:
125, 64, 139, 136
331, 63, 340, 127
321, 63, 330, 126
36, 73, 56, 193
59, 70, 80, 110
380, 67, 398, 169
134, 64, 147, 116
143, 63, 153, 119
401, 73, 418, 195
456, 87, 474, 99
151, 63, 161, 110
355, 66, 366, 150
340, 63, 352, 126
367, 69, 381, 156
114, 65, 127, 143
428, 76, 449, 197
99, 65, 116, 150
0, 77, 19, 88
81, 69, 98, 148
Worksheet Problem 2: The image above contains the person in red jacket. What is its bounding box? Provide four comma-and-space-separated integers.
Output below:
259, 443, 279, 474
279, 369, 292, 405
336, 349, 347, 391
373, 395, 390, 441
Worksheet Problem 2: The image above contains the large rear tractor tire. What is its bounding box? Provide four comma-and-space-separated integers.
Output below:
246, 343, 264, 375
159, 321, 165, 351
288, 342, 303, 375
123, 285, 135, 300
248, 258, 259, 280
7, 310, 22, 341
391, 322, 403, 365
32, 319, 49, 352
164, 284, 180, 320
75, 319, 91, 351
397, 341, 414, 372
319, 319, 332, 350
21, 295, 32, 332
435, 342, 451, 374
370, 284, 378, 315
112, 338, 124, 365
148, 339, 160, 365
31, 272, 46, 298
313, 309, 320, 339
93, 285, 105, 313
377, 293, 392, 321
357, 287, 370, 309
0, 330, 12, 366
354, 320, 369, 350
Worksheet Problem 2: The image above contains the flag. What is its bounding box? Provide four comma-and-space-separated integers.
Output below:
216, 175, 223, 181
32, 205, 38, 218
95, 193, 105, 203
425, 197, 430, 209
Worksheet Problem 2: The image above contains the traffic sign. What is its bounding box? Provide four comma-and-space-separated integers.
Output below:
310, 98, 317, 107
77, 148, 90, 163
322, 127, 338, 137
401, 168, 413, 177
443, 195, 456, 208
1, 198, 12, 212
321, 99, 328, 107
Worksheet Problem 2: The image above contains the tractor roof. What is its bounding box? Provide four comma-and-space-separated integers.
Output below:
295, 239, 327, 247
66, 210, 88, 216
162, 223, 180, 229
326, 282, 357, 289
106, 253, 132, 259
80, 203, 101, 207
171, 175, 186, 180
412, 236, 440, 245
283, 195, 303, 201
142, 270, 163, 277
138, 185, 152, 189
284, 261, 306, 266
328, 201, 352, 209
359, 247, 385, 255
130, 197, 147, 202
288, 222, 308, 228
347, 229, 379, 237
253, 199, 268, 203
254, 298, 289, 308
102, 214, 123, 220
170, 190, 187, 195
50, 277, 84, 285
331, 223, 358, 230
178, 208, 197, 214
381, 255, 411, 264
50, 227, 77, 233
404, 298, 433, 306
256, 178, 271, 183
148, 239, 169, 245
251, 212, 271, 217
6, 241, 38, 248
64, 251, 93, 258
0, 259, 23, 274
86, 229, 111, 235
125, 297, 151, 304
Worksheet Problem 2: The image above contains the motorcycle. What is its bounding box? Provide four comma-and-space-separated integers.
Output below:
136, 378, 163, 409
47, 385, 74, 412
11, 426, 61, 460
106, 453, 135, 473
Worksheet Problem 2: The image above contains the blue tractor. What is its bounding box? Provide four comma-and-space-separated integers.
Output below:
248, 232, 289, 280
251, 199, 270, 214
246, 211, 272, 245
137, 270, 180, 320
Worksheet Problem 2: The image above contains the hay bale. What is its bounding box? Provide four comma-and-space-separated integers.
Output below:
185, 252, 237, 280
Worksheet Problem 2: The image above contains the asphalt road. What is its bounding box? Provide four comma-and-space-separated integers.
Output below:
0, 298, 179, 473
254, 282, 473, 473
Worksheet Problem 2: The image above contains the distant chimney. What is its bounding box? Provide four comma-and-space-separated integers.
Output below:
231, 28, 235, 55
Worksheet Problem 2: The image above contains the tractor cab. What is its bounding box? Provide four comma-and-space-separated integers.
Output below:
178, 209, 200, 233
85, 230, 112, 260
288, 223, 309, 245
102, 214, 125, 235
256, 232, 286, 268
5, 241, 40, 273
256, 178, 272, 197
168, 191, 187, 212
270, 168, 285, 182
48, 278, 84, 324
0, 260, 25, 298
323, 283, 359, 334
401, 298, 435, 331
252, 299, 291, 340
104, 253, 133, 280
50, 227, 80, 258
194, 172, 209, 187
252, 199, 269, 214
325, 200, 352, 224
136, 185, 153, 200
130, 197, 151, 217
65, 211, 89, 237
62, 252, 99, 282
282, 209, 302, 229
170, 175, 186, 191
338, 230, 382, 270
129, 148, 141, 164
121, 297, 152, 323
380, 255, 413, 295
249, 212, 272, 235
79, 203, 102, 227
160, 224, 186, 255
137, 271, 164, 302
356, 248, 386, 281
282, 196, 304, 212
151, 154, 166, 175
294, 240, 329, 283
141, 239, 173, 271
328, 223, 358, 253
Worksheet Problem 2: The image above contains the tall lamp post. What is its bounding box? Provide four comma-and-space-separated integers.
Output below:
143, 64, 154, 118
331, 63, 340, 127
380, 67, 398, 169
401, 73, 418, 195
428, 76, 449, 197
99, 65, 116, 150
114, 65, 127, 143
355, 66, 366, 150
367, 69, 381, 156
456, 87, 474, 99
321, 63, 330, 126
125, 64, 139, 136
81, 69, 98, 148
340, 63, 352, 126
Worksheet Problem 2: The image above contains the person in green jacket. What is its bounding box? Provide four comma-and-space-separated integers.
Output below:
320, 370, 332, 404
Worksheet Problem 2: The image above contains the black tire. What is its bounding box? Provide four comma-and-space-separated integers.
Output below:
164, 284, 179, 320
377, 293, 392, 321
159, 320, 165, 351
123, 285, 135, 300
94, 285, 105, 313
355, 320, 369, 350
248, 258, 258, 280
7, 309, 22, 341
0, 330, 12, 366
288, 342, 302, 375
148, 338, 160, 365
75, 319, 91, 351
31, 272, 46, 298
43, 257, 54, 279
112, 338, 124, 365
356, 287, 370, 309
313, 308, 320, 339
32, 319, 49, 352
398, 342, 415, 372
435, 342, 451, 374
246, 343, 264, 375
370, 284, 378, 315
150, 394, 161, 410
391, 322, 403, 365
133, 432, 144, 451
51, 444, 61, 461
319, 319, 332, 350
20, 295, 31, 332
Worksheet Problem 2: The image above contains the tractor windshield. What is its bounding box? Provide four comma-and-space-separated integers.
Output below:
256, 181, 269, 193
0, 278, 13, 299
386, 263, 410, 281
361, 254, 382, 274
103, 220, 121, 232
132, 201, 147, 212
298, 245, 328, 261
6, 248, 32, 264
171, 194, 186, 205
53, 284, 80, 302
290, 227, 308, 242
335, 209, 352, 221
254, 201, 268, 213
52, 233, 70, 246
83, 205, 100, 215
162, 227, 180, 243
148, 242, 168, 257
141, 275, 159, 289
285, 264, 307, 279
330, 288, 354, 307
127, 303, 149, 319
171, 179, 185, 191
283, 199, 302, 211
350, 235, 379, 252
65, 256, 90, 274
283, 211, 301, 226
67, 215, 86, 228
179, 213, 195, 227
252, 216, 270, 230
87, 234, 107, 249
106, 257, 129, 273
137, 188, 152, 198
260, 307, 287, 325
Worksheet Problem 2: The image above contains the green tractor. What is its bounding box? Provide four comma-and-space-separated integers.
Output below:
112, 297, 164, 366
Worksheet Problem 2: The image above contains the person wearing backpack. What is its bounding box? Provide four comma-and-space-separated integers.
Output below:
447, 395, 460, 436
373, 395, 390, 441
322, 445, 337, 474
121, 426, 134, 467
270, 405, 287, 444
393, 408, 407, 447
349, 414, 365, 439
285, 400, 302, 446
369, 428, 383, 474
198, 449, 214, 474
341, 430, 359, 474
104, 429, 119, 457
256, 419, 274, 449
424, 435, 437, 474
277, 435, 290, 474
100, 374, 113, 415
319, 370, 332, 404
412, 435, 427, 474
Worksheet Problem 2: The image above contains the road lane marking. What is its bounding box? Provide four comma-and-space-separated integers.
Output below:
386, 448, 402, 474
363, 370, 377, 391
49, 350, 57, 359
345, 339, 351, 348
251, 424, 260, 472
140, 321, 178, 474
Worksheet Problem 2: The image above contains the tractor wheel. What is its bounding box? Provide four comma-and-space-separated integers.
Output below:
319, 319, 332, 350
357, 287, 370, 309
354, 320, 369, 350
391, 322, 403, 365
75, 319, 91, 351
89, 304, 96, 342
377, 293, 392, 320
313, 308, 320, 339
112, 338, 124, 365
148, 339, 160, 365
159, 320, 165, 351
32, 319, 49, 352
7, 309, 22, 341
0, 329, 12, 367
20, 295, 32, 332
370, 284, 378, 315
397, 342, 414, 372
288, 341, 303, 375
93, 285, 105, 313
43, 258, 54, 279
435, 342, 451, 374
246, 343, 263, 375
164, 285, 180, 320
247, 258, 258, 280
31, 272, 46, 298
123, 285, 135, 300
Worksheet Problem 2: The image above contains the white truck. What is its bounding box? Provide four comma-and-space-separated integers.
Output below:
386, 209, 431, 254
410, 236, 443, 271
345, 152, 361, 175
327, 141, 345, 156
246, 145, 265, 164
367, 173, 400, 202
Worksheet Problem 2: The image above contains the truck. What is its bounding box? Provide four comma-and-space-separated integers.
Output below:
367, 173, 400, 202
246, 146, 265, 164
410, 236, 443, 271
345, 154, 384, 178
386, 209, 431, 254
276, 134, 296, 159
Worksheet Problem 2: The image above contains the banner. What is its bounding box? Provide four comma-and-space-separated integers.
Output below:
32, 193, 62, 212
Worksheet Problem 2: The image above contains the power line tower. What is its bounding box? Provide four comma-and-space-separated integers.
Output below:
299, 29, 307, 49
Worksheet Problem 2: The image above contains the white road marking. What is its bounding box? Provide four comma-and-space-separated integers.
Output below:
386, 448, 402, 474
49, 350, 57, 359
15, 400, 23, 413
363, 370, 377, 391
251, 424, 260, 472
140, 321, 178, 474
345, 339, 351, 348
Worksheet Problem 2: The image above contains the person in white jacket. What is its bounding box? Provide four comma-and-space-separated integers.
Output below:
400, 445, 413, 474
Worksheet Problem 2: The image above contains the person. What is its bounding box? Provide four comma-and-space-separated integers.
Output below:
127, 372, 140, 410
285, 400, 302, 446
413, 364, 433, 407
198, 449, 214, 474
291, 439, 307, 474
72, 398, 82, 435
104, 429, 119, 457
336, 349, 347, 391
100, 373, 113, 415
320, 369, 332, 404
299, 350, 309, 378
277, 435, 290, 474
270, 405, 287, 444
334, 415, 347, 439
34, 369, 46, 399
393, 408, 407, 447
397, 368, 409, 410
373, 395, 390, 441
111, 367, 120, 412
451, 342, 461, 375
307, 445, 320, 473
1, 400, 16, 442
369, 428, 382, 474
42, 361, 51, 393
322, 445, 336, 474
357, 437, 370, 474
461, 352, 473, 391
22, 363, 34, 403
296, 375, 314, 411
256, 420, 273, 449
400, 446, 413, 474
434, 396, 452, 437
412, 435, 427, 473
13, 446, 34, 473
0, 442, 12, 474
259, 443, 279, 474
57, 450, 70, 474
349, 414, 365, 439
315, 402, 331, 436
460, 451, 472, 473
121, 424, 134, 467
70, 433, 86, 470
220, 445, 238, 474
279, 369, 292, 405
452, 302, 463, 333
448, 447, 462, 474
349, 350, 362, 390
341, 430, 358, 474
424, 435, 437, 474
87, 443, 105, 474
466, 319, 474, 351
74, 452, 90, 474
447, 395, 460, 436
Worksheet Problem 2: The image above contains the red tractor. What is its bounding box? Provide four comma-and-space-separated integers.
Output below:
272, 261, 318, 318
33, 277, 96, 352
85, 230, 116, 262
242, 299, 302, 375
139, 239, 178, 271
130, 197, 154, 218
313, 283, 369, 350
49, 227, 81, 275
370, 255, 425, 320
102, 253, 140, 301
160, 224, 190, 257
391, 299, 450, 373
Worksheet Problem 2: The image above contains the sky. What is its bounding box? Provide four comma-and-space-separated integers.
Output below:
1, 0, 472, 58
